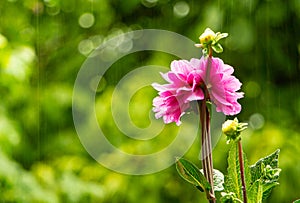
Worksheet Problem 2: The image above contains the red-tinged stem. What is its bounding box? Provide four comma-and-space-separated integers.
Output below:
199, 99, 215, 203
208, 47, 213, 58
206, 102, 214, 198
198, 47, 215, 203
238, 139, 247, 203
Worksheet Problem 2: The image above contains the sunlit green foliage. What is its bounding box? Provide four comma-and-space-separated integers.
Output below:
0, 0, 299, 202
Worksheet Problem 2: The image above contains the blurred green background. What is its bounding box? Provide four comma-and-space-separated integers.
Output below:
0, 0, 299, 202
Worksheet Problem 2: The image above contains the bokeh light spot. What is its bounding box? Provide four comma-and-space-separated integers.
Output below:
117, 39, 133, 53
249, 113, 265, 130
44, 0, 57, 7
0, 34, 8, 49
6, 46, 35, 80
141, 0, 158, 8
78, 13, 95, 28
245, 81, 261, 98
78, 39, 94, 55
90, 35, 103, 48
46, 5, 60, 16
173, 1, 190, 18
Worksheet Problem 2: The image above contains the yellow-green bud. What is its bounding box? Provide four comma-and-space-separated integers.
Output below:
199, 28, 216, 45
222, 118, 247, 143
195, 28, 228, 56
222, 118, 239, 137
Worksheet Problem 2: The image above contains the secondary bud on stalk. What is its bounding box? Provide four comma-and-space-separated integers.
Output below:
199, 28, 217, 45
222, 118, 247, 143
195, 28, 229, 56
222, 118, 239, 137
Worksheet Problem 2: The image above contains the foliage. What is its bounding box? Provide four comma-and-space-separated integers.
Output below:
175, 143, 281, 202
176, 158, 225, 201
223, 143, 251, 202
249, 149, 281, 201
222, 145, 280, 203
175, 158, 211, 193
0, 0, 299, 202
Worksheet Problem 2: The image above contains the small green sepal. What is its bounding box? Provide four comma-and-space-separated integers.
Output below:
212, 43, 223, 53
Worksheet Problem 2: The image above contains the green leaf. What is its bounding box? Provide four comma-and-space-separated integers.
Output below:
248, 180, 263, 203
250, 149, 280, 181
200, 168, 225, 192
213, 169, 225, 191
211, 43, 223, 53
175, 158, 211, 192
250, 149, 281, 200
224, 143, 241, 198
293, 200, 300, 203
224, 143, 251, 200
220, 192, 243, 203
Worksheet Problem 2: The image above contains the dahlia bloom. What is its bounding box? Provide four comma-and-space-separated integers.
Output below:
152, 56, 243, 125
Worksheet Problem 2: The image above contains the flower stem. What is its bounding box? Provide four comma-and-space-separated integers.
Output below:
208, 47, 213, 58
198, 48, 215, 203
199, 100, 215, 203
238, 139, 247, 203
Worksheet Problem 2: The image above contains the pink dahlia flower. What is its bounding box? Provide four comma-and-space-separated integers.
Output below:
152, 56, 243, 125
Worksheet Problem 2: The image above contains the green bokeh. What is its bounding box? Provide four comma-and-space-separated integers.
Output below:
0, 0, 299, 202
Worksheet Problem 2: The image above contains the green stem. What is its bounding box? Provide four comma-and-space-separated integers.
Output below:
238, 139, 247, 203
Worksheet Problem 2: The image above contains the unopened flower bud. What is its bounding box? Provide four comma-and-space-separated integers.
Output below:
199, 28, 216, 45
195, 28, 228, 55
222, 118, 238, 137
222, 118, 247, 142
